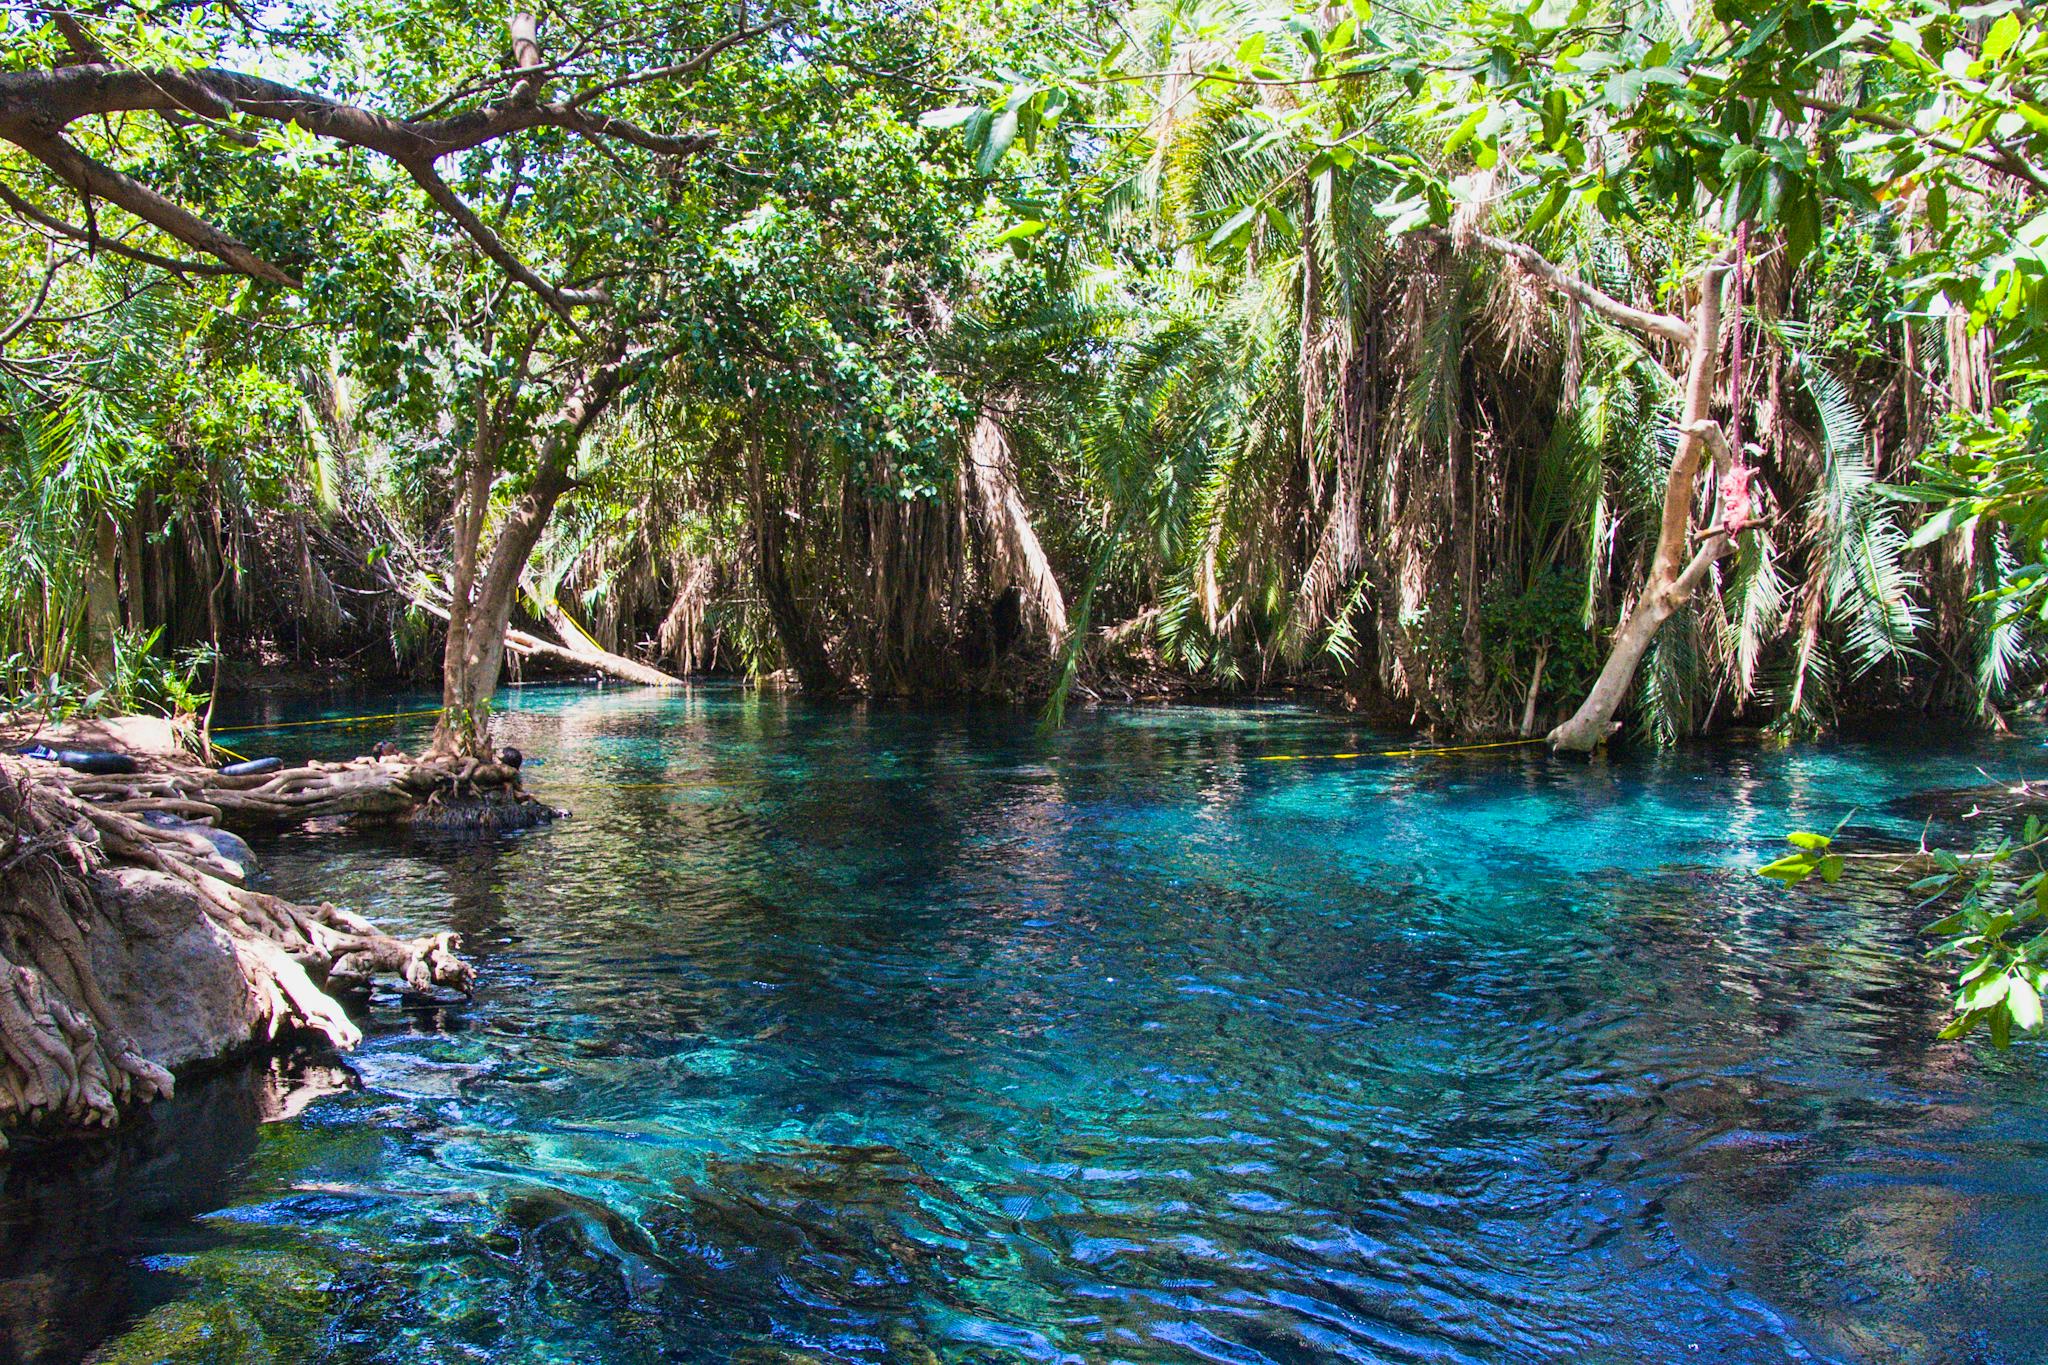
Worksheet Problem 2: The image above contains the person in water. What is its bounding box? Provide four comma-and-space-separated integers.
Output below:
371, 740, 403, 761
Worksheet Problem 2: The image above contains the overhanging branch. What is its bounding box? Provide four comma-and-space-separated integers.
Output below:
0, 181, 237, 276
9, 128, 299, 285
397, 155, 606, 320
0, 245, 57, 348
1466, 230, 1693, 346
0, 13, 758, 307
1797, 93, 2048, 196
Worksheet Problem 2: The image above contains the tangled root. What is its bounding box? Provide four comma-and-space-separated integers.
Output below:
30, 752, 556, 830
0, 759, 473, 1146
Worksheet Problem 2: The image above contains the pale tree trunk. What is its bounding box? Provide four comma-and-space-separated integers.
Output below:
428, 349, 635, 759
1463, 232, 1742, 752
433, 390, 499, 759
962, 411, 1068, 653
1546, 250, 1740, 752
527, 583, 685, 686
83, 509, 120, 676
1519, 640, 1548, 738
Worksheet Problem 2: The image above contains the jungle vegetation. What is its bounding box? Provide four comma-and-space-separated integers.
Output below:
3, 0, 2048, 752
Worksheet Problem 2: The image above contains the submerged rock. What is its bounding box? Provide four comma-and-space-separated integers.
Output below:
0, 1052, 350, 1363
398, 789, 565, 834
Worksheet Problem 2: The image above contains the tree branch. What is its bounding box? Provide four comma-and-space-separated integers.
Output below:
1682, 417, 1734, 491
6, 129, 298, 285
0, 245, 58, 348
1672, 527, 1731, 599
45, 11, 109, 65
0, 56, 732, 304
0, 64, 720, 164
506, 12, 546, 107
396, 155, 604, 320
1466, 229, 1693, 345
470, 340, 648, 632
1797, 94, 2048, 195
0, 181, 237, 276
567, 17, 791, 106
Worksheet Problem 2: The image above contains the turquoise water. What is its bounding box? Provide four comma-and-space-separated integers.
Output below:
7, 685, 2047, 1363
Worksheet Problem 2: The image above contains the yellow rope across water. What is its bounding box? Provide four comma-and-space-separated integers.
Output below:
210, 707, 447, 736
539, 736, 1551, 793
205, 705, 1547, 785
1254, 736, 1549, 762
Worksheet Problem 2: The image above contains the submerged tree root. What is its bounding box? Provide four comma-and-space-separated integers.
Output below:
0, 758, 473, 1145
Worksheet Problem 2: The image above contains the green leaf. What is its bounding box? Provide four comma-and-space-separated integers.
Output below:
1908, 502, 1973, 548
1206, 205, 1259, 251
1939, 1008, 1986, 1039
1786, 831, 1832, 852
1444, 107, 1487, 156
1524, 184, 1567, 237
2009, 975, 2042, 1030
920, 105, 984, 130
978, 107, 1020, 174
1759, 853, 1818, 885
1924, 909, 1971, 935
1962, 970, 2011, 1010
1984, 12, 2023, 61
991, 219, 1047, 244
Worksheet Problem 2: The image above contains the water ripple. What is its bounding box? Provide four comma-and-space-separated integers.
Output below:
13, 688, 2048, 1364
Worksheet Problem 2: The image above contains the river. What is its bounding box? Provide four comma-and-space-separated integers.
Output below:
5, 684, 2043, 1363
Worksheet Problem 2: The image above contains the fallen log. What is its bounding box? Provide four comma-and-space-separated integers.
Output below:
0, 757, 473, 1145
408, 596, 685, 688
530, 597, 685, 687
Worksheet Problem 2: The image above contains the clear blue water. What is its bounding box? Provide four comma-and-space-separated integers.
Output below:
7, 685, 2047, 1364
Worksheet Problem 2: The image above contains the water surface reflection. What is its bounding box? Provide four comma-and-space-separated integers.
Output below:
12, 688, 2046, 1363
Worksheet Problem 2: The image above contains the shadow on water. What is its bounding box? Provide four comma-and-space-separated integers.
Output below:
0, 1052, 354, 1365
8, 685, 2048, 1363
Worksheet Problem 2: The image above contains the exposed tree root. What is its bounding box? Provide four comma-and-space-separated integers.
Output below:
0, 758, 473, 1146
26, 751, 561, 831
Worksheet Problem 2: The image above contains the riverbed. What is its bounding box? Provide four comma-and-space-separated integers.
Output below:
5, 685, 2043, 1363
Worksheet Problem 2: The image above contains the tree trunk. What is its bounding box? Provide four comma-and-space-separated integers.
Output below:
431, 397, 497, 759
755, 526, 842, 694
962, 411, 1068, 653
744, 431, 844, 694
1519, 641, 1548, 737
83, 510, 119, 676
529, 587, 685, 686
434, 605, 504, 759
429, 348, 636, 759
1527, 245, 1741, 753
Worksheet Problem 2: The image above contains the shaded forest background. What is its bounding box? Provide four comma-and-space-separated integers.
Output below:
5, 0, 2047, 748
